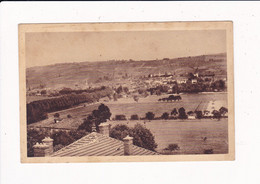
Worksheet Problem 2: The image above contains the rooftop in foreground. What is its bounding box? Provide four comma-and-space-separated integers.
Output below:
51, 132, 159, 157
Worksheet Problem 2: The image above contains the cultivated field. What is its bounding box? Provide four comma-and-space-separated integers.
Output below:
106, 92, 227, 119
110, 119, 228, 154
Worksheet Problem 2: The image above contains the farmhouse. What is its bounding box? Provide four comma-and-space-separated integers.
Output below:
33, 123, 159, 157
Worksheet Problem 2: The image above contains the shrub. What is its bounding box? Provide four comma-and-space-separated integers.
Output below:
145, 112, 155, 120
67, 114, 72, 118
164, 144, 180, 151
161, 112, 169, 120
130, 114, 139, 120
195, 111, 203, 119
54, 113, 60, 118
115, 115, 127, 120
204, 149, 214, 154
110, 124, 157, 151
178, 107, 187, 119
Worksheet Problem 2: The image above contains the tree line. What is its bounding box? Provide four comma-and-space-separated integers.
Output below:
27, 87, 113, 124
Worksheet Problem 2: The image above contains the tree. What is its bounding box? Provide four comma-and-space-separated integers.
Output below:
110, 124, 131, 141
219, 107, 228, 116
115, 115, 127, 120
164, 144, 180, 151
40, 90, 47, 95
131, 124, 158, 151
171, 108, 178, 116
178, 107, 187, 119
110, 124, 158, 151
161, 112, 169, 120
54, 113, 60, 118
195, 111, 203, 119
133, 95, 139, 102
146, 112, 155, 120
67, 114, 72, 118
130, 114, 139, 120
212, 110, 221, 120
78, 104, 111, 132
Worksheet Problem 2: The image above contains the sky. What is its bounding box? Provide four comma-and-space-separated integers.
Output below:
25, 30, 226, 68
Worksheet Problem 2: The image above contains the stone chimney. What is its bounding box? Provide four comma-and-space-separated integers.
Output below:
33, 137, 53, 157
91, 122, 97, 132
123, 135, 133, 155
42, 137, 54, 154
99, 123, 110, 136
33, 143, 50, 157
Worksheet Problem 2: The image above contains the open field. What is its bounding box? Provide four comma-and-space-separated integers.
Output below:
106, 92, 227, 119
27, 92, 228, 154
28, 92, 227, 130
110, 119, 228, 154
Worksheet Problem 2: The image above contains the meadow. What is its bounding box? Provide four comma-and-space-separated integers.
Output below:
28, 92, 228, 154
110, 119, 228, 154
106, 92, 227, 119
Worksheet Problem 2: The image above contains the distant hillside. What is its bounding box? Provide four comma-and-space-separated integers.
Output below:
26, 53, 227, 90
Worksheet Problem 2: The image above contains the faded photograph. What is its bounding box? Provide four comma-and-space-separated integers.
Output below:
20, 22, 234, 162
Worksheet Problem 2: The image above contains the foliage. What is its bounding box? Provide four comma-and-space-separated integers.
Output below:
178, 107, 187, 119
164, 144, 180, 151
195, 111, 203, 119
130, 114, 139, 120
54, 113, 60, 118
27, 129, 87, 157
161, 112, 169, 120
27, 88, 113, 124
115, 115, 127, 120
204, 149, 214, 154
67, 114, 72, 118
110, 124, 131, 141
78, 104, 111, 132
212, 110, 221, 119
110, 124, 158, 151
171, 108, 178, 116
145, 112, 155, 120
219, 107, 228, 116
133, 95, 139, 102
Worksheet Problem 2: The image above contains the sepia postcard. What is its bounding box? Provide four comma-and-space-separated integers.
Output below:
19, 22, 234, 163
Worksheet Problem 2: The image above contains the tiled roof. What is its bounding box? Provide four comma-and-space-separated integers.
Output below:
51, 132, 159, 157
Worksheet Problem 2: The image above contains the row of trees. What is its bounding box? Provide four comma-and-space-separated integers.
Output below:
113, 106, 228, 121
27, 87, 113, 124
58, 86, 108, 95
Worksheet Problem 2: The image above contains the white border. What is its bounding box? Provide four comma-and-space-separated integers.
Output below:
1, 2, 260, 184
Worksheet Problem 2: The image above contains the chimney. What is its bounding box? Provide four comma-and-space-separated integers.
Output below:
91, 122, 97, 132
99, 123, 110, 136
42, 137, 54, 154
33, 137, 53, 157
123, 135, 133, 155
33, 143, 50, 157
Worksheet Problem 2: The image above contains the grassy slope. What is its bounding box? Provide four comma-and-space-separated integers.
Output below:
26, 53, 227, 89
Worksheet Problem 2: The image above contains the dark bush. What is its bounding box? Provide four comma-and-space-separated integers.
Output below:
145, 112, 155, 120
161, 112, 169, 120
54, 113, 60, 118
115, 115, 127, 120
204, 149, 214, 154
110, 124, 157, 151
164, 144, 180, 151
130, 114, 139, 120
67, 114, 72, 118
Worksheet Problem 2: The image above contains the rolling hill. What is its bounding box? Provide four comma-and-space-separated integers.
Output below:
26, 53, 227, 90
